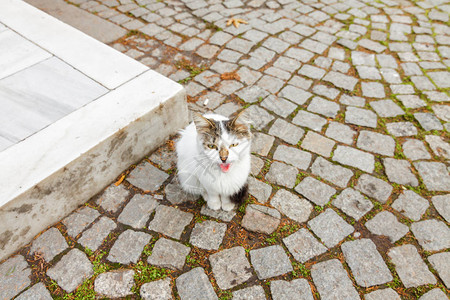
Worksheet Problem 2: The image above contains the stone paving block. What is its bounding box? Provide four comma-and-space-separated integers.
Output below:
248, 177, 272, 203
419, 289, 448, 300
233, 285, 266, 300
273, 56, 301, 73
312, 84, 339, 100
238, 67, 262, 85
302, 131, 336, 158
200, 205, 236, 222
236, 86, 269, 103
209, 246, 252, 290
47, 249, 93, 293
428, 252, 450, 288
402, 139, 431, 161
279, 85, 312, 105
308, 208, 354, 248
96, 184, 130, 213
311, 259, 360, 300
295, 176, 336, 206
369, 100, 404, 117
361, 82, 385, 98
285, 48, 315, 63
425, 135, 450, 159
127, 162, 169, 192
381, 68, 402, 84
189, 220, 227, 250
30, 227, 68, 262
298, 64, 326, 79
245, 105, 274, 131
0, 255, 31, 300
432, 104, 450, 122
322, 71, 358, 91
341, 239, 393, 287
108, 229, 151, 264
366, 211, 409, 242
365, 288, 401, 300
78, 216, 117, 251
165, 179, 199, 205
357, 66, 381, 80
387, 122, 418, 137
242, 204, 280, 234
397, 95, 426, 108
428, 71, 450, 89
388, 244, 436, 288
333, 145, 375, 173
271, 189, 312, 223
266, 161, 298, 188
176, 267, 218, 300
149, 145, 177, 171
355, 174, 392, 203
307, 96, 340, 118
270, 279, 314, 300
148, 238, 190, 270
432, 194, 450, 222
411, 220, 450, 251
333, 188, 373, 220
414, 161, 450, 192
269, 119, 304, 145
311, 156, 354, 188
339, 94, 365, 107
345, 106, 377, 128
251, 132, 274, 157
214, 102, 241, 118
257, 75, 284, 93
325, 121, 356, 145
392, 190, 429, 221
352, 51, 375, 66
414, 113, 443, 131
292, 110, 327, 132
94, 269, 134, 298
62, 206, 100, 238
283, 228, 327, 263
15, 282, 52, 300
357, 130, 395, 157
274, 145, 312, 170
118, 194, 159, 229
250, 245, 293, 280
194, 70, 220, 87
149, 206, 193, 240
384, 158, 418, 186
140, 278, 172, 300
261, 95, 296, 118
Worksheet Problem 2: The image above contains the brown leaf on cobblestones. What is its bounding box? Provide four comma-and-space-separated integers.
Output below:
226, 18, 248, 28
114, 174, 126, 186
220, 71, 241, 81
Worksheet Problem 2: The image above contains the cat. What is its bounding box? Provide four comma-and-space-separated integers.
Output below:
176, 110, 251, 211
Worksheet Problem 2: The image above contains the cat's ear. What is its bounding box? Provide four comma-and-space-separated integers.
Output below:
193, 113, 215, 133
228, 109, 251, 138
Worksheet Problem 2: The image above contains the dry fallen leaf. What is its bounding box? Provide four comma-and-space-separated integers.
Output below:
226, 18, 248, 28
114, 174, 126, 186
220, 71, 241, 81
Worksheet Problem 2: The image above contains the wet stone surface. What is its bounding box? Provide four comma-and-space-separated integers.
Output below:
4, 0, 450, 298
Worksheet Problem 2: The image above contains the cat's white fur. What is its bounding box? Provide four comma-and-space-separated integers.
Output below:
176, 113, 251, 211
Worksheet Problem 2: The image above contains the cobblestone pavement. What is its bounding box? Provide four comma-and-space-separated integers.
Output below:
2, 0, 450, 299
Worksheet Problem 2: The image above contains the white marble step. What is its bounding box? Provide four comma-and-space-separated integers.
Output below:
0, 0, 148, 89
0, 29, 51, 80
0, 57, 108, 143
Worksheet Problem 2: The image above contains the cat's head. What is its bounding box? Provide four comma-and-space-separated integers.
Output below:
194, 110, 251, 173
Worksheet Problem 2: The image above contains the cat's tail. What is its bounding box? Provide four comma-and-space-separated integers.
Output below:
230, 183, 248, 205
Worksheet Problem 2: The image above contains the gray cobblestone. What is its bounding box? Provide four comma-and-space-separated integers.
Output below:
333, 188, 374, 220
308, 208, 354, 248
266, 161, 298, 188
388, 244, 437, 288
365, 211, 409, 243
271, 279, 314, 300
271, 189, 312, 223
311, 259, 359, 300
432, 194, 450, 223
345, 107, 377, 128
176, 268, 218, 300
0, 256, 31, 300
148, 238, 190, 270
341, 239, 393, 287
269, 119, 304, 145
274, 145, 312, 170
140, 278, 172, 300
411, 219, 450, 251
251, 132, 275, 156
242, 204, 280, 234
357, 130, 395, 156
250, 245, 293, 279
283, 228, 327, 263
414, 161, 450, 191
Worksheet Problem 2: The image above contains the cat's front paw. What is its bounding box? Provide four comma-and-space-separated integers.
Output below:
207, 200, 221, 210
221, 201, 235, 212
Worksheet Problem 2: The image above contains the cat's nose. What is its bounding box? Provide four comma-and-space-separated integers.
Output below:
220, 156, 227, 163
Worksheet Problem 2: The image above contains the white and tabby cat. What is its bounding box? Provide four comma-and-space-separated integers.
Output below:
176, 110, 251, 211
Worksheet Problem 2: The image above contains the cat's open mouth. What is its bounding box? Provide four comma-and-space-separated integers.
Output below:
220, 163, 232, 173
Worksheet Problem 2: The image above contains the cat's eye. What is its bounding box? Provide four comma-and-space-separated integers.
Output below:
207, 144, 217, 149
230, 143, 238, 148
